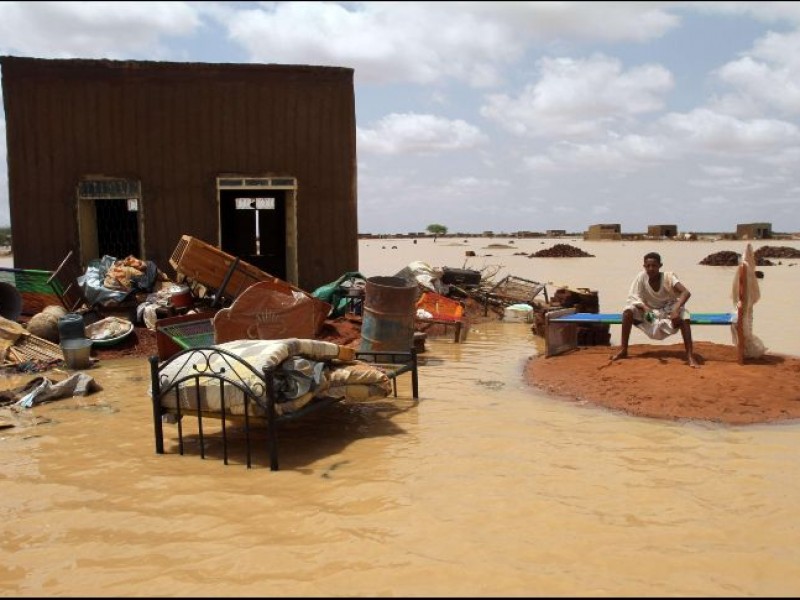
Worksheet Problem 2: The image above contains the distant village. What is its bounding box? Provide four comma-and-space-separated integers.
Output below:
360, 221, 798, 241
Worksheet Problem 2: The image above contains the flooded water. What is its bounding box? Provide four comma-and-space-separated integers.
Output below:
1, 239, 799, 596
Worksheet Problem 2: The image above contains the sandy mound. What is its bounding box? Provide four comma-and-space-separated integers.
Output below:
524, 341, 800, 425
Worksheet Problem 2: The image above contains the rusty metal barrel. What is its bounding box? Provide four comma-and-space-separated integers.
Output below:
359, 276, 418, 352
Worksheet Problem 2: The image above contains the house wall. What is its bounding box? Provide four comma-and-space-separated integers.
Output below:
736, 223, 772, 240
0, 56, 358, 291
584, 224, 622, 240
647, 225, 678, 237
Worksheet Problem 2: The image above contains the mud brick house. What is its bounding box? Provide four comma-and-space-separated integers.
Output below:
736, 222, 772, 240
0, 56, 358, 291
647, 224, 678, 238
583, 223, 622, 240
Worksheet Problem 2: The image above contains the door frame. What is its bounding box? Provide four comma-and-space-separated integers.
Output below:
76, 178, 144, 267
216, 176, 298, 285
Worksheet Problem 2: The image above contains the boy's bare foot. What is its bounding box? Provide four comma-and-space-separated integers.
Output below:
610, 350, 628, 361
687, 354, 700, 368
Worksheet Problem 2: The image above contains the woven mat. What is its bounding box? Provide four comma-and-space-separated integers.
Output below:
7, 334, 64, 363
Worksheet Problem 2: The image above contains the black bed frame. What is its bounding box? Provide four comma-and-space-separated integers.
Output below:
150, 347, 419, 471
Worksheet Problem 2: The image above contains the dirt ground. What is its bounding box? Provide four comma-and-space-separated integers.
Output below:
524, 341, 800, 425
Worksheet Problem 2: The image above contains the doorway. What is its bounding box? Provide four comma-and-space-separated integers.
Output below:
217, 177, 298, 284
77, 179, 143, 265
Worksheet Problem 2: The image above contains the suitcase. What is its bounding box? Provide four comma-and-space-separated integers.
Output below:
441, 267, 481, 287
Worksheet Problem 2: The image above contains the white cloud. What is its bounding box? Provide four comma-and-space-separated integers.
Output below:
219, 2, 521, 86
688, 175, 769, 192
0, 1, 200, 58
357, 113, 487, 155
693, 1, 800, 26
699, 195, 730, 205
552, 205, 577, 213
481, 55, 673, 139
760, 145, 800, 167
0, 1, 798, 234
749, 28, 800, 69
700, 165, 743, 177
660, 108, 799, 154
463, 1, 680, 42
717, 55, 800, 114
711, 29, 800, 116
523, 155, 559, 173
523, 133, 670, 173
209, 2, 681, 87
441, 176, 511, 195
706, 92, 763, 119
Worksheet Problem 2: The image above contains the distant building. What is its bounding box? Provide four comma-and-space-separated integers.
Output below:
736, 223, 772, 240
546, 229, 566, 237
647, 224, 678, 238
584, 224, 622, 240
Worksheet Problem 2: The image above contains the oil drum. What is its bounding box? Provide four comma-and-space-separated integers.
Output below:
359, 276, 418, 352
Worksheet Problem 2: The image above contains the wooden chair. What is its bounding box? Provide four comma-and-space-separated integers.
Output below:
46, 250, 88, 312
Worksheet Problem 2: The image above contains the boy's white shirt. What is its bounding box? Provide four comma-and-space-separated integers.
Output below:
624, 271, 686, 340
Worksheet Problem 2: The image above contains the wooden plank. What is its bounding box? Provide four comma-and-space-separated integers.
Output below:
544, 308, 578, 357
737, 263, 746, 365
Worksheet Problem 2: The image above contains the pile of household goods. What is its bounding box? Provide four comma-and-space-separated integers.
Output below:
1, 233, 617, 371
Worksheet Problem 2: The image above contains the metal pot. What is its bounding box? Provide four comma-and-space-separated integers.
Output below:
170, 286, 194, 308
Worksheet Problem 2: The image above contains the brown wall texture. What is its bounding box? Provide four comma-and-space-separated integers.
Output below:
0, 56, 358, 292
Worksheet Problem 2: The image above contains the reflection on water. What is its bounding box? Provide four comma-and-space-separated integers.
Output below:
0, 240, 799, 596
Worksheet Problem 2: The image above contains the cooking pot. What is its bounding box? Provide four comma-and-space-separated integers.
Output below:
170, 286, 194, 308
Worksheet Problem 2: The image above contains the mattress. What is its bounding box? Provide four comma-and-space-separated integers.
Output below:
156, 338, 392, 417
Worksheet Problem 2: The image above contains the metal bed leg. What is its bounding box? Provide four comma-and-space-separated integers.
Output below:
149, 356, 164, 454
219, 380, 229, 465
265, 367, 279, 471
194, 377, 205, 459
244, 396, 252, 469
410, 348, 419, 399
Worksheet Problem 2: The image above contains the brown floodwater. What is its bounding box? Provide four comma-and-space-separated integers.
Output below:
1, 239, 799, 596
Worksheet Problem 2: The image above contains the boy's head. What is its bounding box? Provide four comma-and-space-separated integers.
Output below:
643, 251, 662, 277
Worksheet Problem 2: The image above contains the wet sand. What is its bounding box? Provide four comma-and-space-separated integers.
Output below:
525, 341, 800, 425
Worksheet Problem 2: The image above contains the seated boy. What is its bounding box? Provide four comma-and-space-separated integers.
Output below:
611, 251, 698, 367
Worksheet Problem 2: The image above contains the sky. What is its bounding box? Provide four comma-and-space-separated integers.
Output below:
1, 1, 799, 235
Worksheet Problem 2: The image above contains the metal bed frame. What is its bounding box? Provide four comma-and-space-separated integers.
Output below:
150, 347, 419, 471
